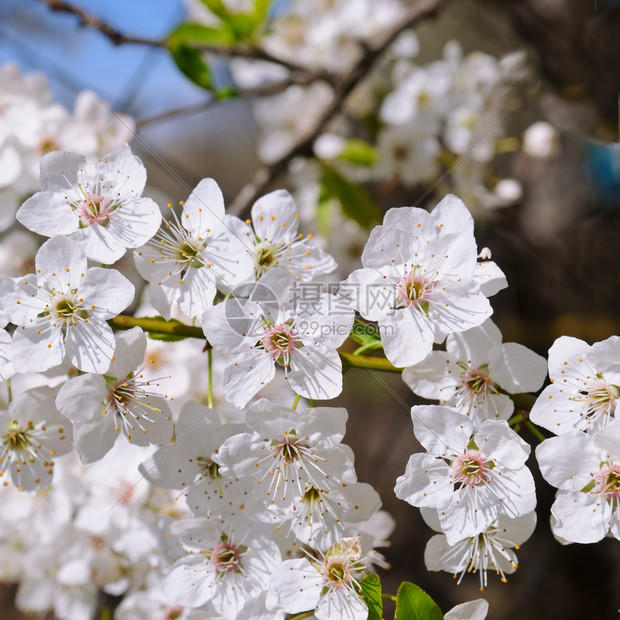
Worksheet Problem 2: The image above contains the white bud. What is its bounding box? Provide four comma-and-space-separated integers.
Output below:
523, 122, 558, 158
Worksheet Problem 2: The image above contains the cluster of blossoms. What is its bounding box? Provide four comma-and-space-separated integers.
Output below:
0, 123, 513, 618
0, 35, 610, 615
0, 63, 134, 233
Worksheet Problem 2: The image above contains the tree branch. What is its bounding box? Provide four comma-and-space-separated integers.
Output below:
39, 0, 165, 47
37, 0, 334, 75
137, 74, 329, 129
227, 0, 444, 216
109, 314, 402, 373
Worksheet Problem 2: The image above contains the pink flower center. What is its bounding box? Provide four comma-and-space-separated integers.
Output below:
596, 463, 620, 501
460, 368, 491, 396
451, 450, 491, 487
77, 193, 114, 226
396, 271, 434, 311
212, 541, 242, 574
322, 556, 352, 589
262, 322, 298, 365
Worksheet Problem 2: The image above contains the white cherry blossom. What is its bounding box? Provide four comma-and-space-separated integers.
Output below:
395, 405, 535, 544
340, 195, 504, 367
214, 399, 355, 511
536, 421, 620, 543
224, 189, 336, 281
423, 508, 536, 590
0, 236, 134, 374
135, 178, 253, 320
403, 319, 546, 427
269, 537, 369, 620
55, 327, 173, 463
203, 268, 354, 407
163, 518, 281, 618
17, 144, 161, 264
139, 401, 253, 517
0, 386, 72, 491
530, 335, 620, 435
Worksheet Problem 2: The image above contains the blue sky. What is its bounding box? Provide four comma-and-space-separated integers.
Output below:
0, 0, 208, 118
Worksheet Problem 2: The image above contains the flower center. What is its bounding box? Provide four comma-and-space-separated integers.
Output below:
39, 136, 58, 155
452, 450, 491, 487
328, 562, 346, 582
302, 483, 323, 509
48, 293, 89, 324
396, 269, 434, 312
212, 542, 242, 574
584, 380, 617, 419
176, 240, 205, 268
262, 323, 299, 365
197, 456, 220, 479
255, 243, 277, 269
460, 366, 491, 396
596, 463, 620, 501
77, 193, 115, 227
3, 420, 33, 451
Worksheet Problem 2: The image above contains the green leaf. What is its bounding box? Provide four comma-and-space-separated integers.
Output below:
336, 139, 378, 167
395, 582, 444, 620
359, 574, 383, 620
319, 162, 382, 231
227, 12, 259, 39
168, 22, 236, 47
169, 43, 213, 91
199, 0, 230, 20
253, 0, 272, 21
349, 318, 382, 351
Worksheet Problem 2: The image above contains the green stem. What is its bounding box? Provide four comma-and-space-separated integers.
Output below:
292, 394, 301, 411
207, 349, 214, 409
525, 420, 546, 442
109, 315, 205, 340
353, 342, 381, 356
289, 612, 315, 620
508, 412, 526, 427
6, 378, 11, 405
340, 351, 402, 373
110, 315, 402, 373
381, 593, 398, 602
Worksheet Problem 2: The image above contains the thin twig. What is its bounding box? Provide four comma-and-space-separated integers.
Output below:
137, 74, 328, 129
227, 0, 443, 216
39, 0, 165, 47
37, 0, 333, 75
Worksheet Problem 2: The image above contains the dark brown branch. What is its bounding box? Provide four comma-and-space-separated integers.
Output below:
227, 0, 444, 216
39, 0, 165, 47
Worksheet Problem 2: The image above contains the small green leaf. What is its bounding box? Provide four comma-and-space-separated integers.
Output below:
169, 43, 213, 91
319, 162, 382, 231
253, 0, 272, 21
359, 574, 382, 620
227, 12, 259, 39
349, 318, 382, 350
199, 0, 230, 20
336, 139, 378, 167
168, 22, 236, 47
394, 582, 443, 620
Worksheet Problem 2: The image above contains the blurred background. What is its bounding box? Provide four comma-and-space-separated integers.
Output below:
1, 0, 620, 618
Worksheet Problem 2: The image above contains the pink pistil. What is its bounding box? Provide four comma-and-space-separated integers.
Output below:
596, 463, 620, 500
77, 194, 113, 226
262, 323, 298, 365
212, 541, 241, 574
452, 450, 491, 487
